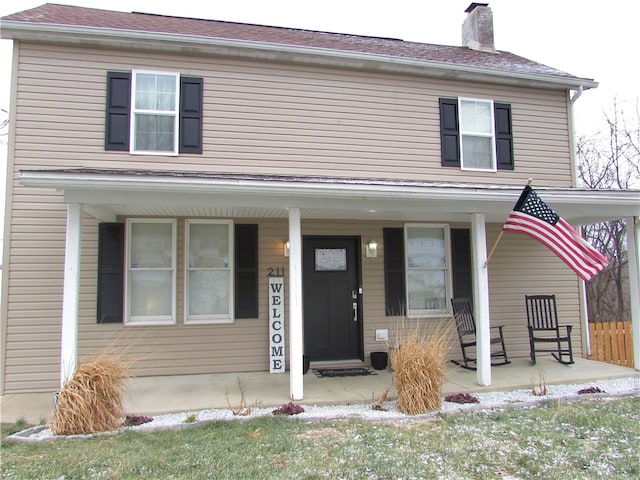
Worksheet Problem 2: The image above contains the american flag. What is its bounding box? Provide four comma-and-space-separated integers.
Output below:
503, 185, 609, 282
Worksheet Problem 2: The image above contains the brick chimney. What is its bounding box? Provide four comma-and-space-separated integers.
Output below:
462, 3, 495, 52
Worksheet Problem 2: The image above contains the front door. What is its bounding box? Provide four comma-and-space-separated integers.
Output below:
303, 236, 363, 361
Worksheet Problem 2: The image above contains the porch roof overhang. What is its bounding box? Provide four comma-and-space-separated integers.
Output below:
19, 168, 640, 226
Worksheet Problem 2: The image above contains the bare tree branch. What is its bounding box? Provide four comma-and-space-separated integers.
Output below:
577, 96, 639, 324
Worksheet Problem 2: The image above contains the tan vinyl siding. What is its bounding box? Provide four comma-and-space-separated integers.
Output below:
75, 219, 283, 379
486, 226, 583, 360
3, 211, 582, 392
11, 43, 572, 185
2, 41, 581, 393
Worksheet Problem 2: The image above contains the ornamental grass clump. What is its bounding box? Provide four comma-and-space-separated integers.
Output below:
390, 318, 453, 415
49, 356, 131, 436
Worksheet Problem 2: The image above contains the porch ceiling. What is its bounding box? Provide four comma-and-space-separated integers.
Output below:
19, 168, 640, 225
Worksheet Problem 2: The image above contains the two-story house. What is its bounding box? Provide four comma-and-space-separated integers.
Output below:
1, 3, 638, 402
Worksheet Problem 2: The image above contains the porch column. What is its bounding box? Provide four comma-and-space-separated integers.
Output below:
61, 203, 82, 387
627, 216, 640, 371
288, 207, 304, 399
471, 213, 491, 385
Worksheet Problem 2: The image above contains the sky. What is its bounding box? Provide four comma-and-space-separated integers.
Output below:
0, 0, 638, 253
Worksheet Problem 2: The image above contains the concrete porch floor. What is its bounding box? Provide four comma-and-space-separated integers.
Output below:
2, 357, 638, 424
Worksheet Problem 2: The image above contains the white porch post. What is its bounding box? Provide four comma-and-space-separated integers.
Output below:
627, 216, 640, 371
288, 207, 304, 399
471, 213, 491, 386
60, 203, 82, 387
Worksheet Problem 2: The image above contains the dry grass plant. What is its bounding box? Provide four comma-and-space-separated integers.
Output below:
389, 317, 454, 415
226, 377, 261, 416
49, 351, 134, 436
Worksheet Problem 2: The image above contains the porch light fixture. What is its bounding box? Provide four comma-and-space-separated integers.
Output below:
284, 240, 290, 257
366, 238, 378, 258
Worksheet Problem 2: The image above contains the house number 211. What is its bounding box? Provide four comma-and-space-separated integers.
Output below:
267, 267, 285, 277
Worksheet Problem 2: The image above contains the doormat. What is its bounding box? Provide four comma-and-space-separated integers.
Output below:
312, 368, 376, 378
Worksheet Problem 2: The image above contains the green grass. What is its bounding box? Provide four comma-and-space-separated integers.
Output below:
2, 396, 639, 479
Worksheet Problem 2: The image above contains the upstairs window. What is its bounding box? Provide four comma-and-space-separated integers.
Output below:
459, 98, 496, 171
440, 97, 513, 171
131, 71, 179, 154
105, 71, 203, 154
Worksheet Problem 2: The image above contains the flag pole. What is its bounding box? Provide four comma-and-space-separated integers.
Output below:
484, 178, 533, 267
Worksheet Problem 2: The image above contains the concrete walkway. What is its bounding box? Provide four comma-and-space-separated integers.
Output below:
2, 357, 637, 424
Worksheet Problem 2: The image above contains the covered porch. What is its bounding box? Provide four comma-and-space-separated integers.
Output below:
2, 357, 637, 424
16, 168, 640, 403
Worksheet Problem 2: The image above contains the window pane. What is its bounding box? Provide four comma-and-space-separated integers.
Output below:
460, 99, 492, 133
407, 270, 446, 311
189, 271, 230, 315
135, 73, 176, 111
156, 75, 177, 110
130, 222, 172, 268
407, 227, 446, 267
462, 136, 493, 169
134, 114, 175, 152
135, 74, 156, 110
189, 223, 230, 268
130, 270, 172, 316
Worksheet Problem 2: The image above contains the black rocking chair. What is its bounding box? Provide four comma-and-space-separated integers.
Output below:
450, 298, 510, 370
525, 294, 574, 365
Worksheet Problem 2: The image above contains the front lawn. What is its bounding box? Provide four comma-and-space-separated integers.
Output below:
2, 396, 638, 479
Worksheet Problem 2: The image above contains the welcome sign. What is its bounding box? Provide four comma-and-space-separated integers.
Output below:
269, 276, 285, 373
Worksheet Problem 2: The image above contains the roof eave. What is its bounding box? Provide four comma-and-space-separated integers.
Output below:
18, 170, 639, 225
0, 21, 598, 90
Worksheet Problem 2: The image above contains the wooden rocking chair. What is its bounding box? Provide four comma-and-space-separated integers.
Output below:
525, 294, 574, 365
450, 298, 510, 370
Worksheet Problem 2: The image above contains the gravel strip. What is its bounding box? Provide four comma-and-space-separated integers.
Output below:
8, 376, 639, 442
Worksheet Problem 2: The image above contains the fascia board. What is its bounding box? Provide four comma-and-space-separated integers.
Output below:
18, 170, 639, 208
19, 170, 521, 202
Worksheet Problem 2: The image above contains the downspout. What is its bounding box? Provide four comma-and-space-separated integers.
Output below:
569, 85, 583, 187
569, 85, 591, 357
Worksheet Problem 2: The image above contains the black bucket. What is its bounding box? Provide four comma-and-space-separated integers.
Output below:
370, 351, 388, 370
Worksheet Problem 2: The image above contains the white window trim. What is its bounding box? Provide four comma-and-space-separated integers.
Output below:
184, 219, 235, 325
125, 218, 177, 326
404, 223, 453, 318
130, 70, 180, 156
459, 97, 497, 173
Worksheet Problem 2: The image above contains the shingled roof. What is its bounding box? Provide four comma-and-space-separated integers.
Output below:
1, 3, 596, 89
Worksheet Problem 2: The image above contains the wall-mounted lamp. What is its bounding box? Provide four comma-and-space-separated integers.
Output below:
283, 240, 290, 257
365, 238, 378, 258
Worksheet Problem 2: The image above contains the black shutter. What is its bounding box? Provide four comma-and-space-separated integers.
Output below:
235, 224, 258, 318
383, 227, 406, 316
495, 102, 514, 170
97, 223, 124, 323
179, 76, 203, 154
451, 229, 473, 302
439, 97, 460, 167
105, 72, 131, 151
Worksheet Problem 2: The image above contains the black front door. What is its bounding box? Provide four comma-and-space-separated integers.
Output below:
303, 236, 363, 361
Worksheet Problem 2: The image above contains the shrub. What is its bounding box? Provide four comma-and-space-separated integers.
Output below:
577, 386, 605, 395
445, 393, 480, 404
390, 318, 453, 415
123, 415, 153, 426
49, 356, 131, 435
272, 401, 305, 415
